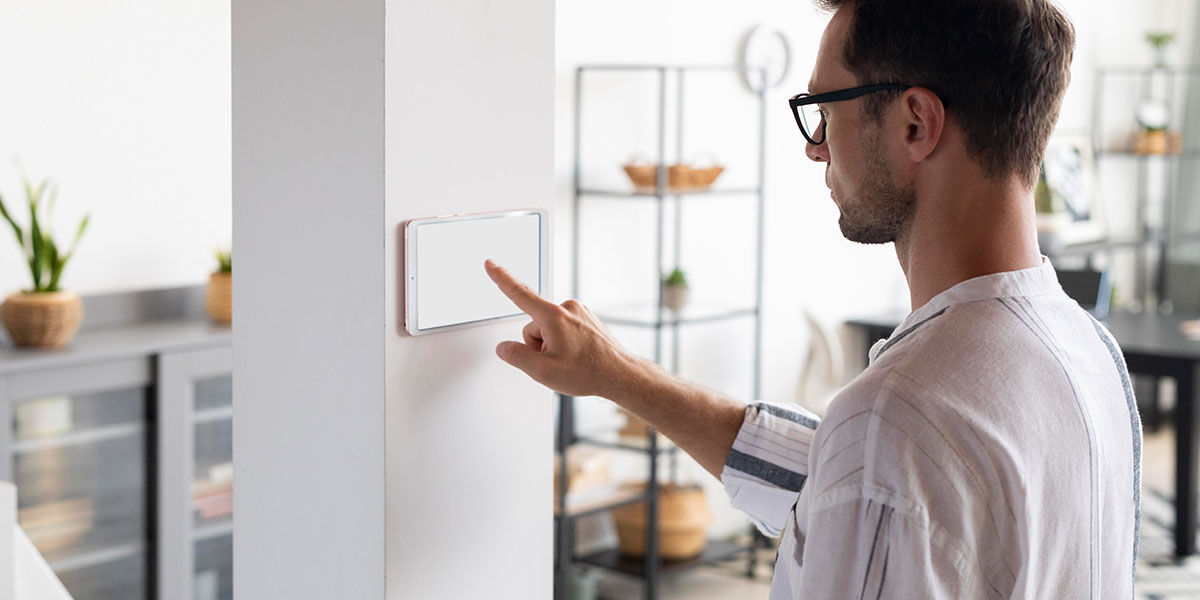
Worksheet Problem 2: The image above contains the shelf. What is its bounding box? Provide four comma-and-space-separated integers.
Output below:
47, 541, 144, 573
555, 488, 646, 519
12, 421, 145, 454
579, 187, 760, 198
0, 317, 231, 374
573, 435, 678, 455
1096, 66, 1200, 75
192, 519, 234, 542
594, 302, 757, 329
193, 405, 234, 424
1095, 149, 1200, 159
575, 539, 750, 578
1054, 231, 1200, 256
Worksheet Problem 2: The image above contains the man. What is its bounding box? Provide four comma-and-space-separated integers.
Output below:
485, 0, 1140, 596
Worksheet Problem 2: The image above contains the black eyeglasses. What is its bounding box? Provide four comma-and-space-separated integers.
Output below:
789, 84, 911, 145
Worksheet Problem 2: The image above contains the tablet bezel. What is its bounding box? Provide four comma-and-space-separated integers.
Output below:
403, 207, 549, 336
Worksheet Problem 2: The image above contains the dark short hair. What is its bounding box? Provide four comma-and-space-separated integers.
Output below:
816, 0, 1075, 186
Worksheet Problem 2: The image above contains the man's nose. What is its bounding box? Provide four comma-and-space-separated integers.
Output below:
805, 139, 829, 163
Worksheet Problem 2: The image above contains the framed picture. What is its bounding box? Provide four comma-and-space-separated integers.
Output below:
1038, 133, 1107, 245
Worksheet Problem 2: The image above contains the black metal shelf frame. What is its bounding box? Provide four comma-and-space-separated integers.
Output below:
1089, 65, 1200, 310
554, 64, 769, 600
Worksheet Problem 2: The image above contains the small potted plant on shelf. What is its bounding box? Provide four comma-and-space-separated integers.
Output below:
206, 247, 232, 325
1146, 31, 1176, 67
1034, 171, 1068, 257
0, 173, 90, 349
661, 267, 689, 313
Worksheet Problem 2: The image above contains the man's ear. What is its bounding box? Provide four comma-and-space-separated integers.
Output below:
901, 87, 945, 163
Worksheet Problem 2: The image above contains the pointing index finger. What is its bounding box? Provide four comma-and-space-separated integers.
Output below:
484, 259, 558, 321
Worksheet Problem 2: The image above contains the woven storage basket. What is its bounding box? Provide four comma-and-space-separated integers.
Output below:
206, 272, 232, 324
611, 483, 712, 560
1133, 130, 1183, 155
0, 291, 83, 349
622, 163, 724, 189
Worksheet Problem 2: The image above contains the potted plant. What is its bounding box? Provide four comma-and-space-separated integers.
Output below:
1146, 31, 1175, 67
206, 247, 232, 324
0, 174, 90, 349
661, 267, 689, 313
1034, 171, 1068, 256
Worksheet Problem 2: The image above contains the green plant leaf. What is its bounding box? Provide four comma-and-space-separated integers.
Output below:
45, 237, 59, 289
0, 190, 25, 251
28, 184, 44, 290
53, 213, 90, 290
43, 184, 57, 239
663, 267, 688, 285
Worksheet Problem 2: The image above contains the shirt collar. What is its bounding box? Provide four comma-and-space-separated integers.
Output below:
868, 256, 1062, 364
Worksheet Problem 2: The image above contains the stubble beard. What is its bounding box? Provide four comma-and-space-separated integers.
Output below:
836, 123, 917, 245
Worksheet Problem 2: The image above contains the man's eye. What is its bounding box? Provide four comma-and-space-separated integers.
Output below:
817, 107, 829, 120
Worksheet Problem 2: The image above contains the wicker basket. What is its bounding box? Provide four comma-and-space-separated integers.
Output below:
1133, 130, 1183, 155
611, 483, 712, 560
0, 291, 84, 349
622, 163, 724, 190
206, 272, 232, 324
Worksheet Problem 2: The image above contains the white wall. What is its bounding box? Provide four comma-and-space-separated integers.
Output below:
235, 0, 554, 598
383, 0, 555, 598
0, 0, 231, 296
554, 0, 1197, 540
233, 0, 386, 598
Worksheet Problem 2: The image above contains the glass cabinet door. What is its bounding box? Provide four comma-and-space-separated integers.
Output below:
6, 361, 154, 600
192, 374, 232, 600
158, 347, 233, 600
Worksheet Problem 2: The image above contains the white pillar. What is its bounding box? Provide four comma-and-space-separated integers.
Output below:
233, 1, 554, 598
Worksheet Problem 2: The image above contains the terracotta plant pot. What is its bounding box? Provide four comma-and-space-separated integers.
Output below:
661, 283, 689, 313
612, 482, 713, 560
0, 291, 84, 349
206, 272, 232, 324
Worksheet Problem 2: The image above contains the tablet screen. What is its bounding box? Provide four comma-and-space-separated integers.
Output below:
413, 212, 542, 331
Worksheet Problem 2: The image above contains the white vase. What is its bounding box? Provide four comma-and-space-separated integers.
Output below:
661, 284, 689, 313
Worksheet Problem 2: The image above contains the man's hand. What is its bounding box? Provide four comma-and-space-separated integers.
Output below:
485, 258, 746, 479
484, 259, 641, 399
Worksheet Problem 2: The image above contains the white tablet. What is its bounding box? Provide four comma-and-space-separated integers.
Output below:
403, 208, 549, 336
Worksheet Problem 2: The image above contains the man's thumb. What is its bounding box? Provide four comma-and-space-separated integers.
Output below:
496, 341, 542, 374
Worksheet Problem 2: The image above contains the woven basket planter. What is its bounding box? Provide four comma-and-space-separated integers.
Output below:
1133, 130, 1183, 155
622, 163, 724, 190
206, 272, 232, 324
611, 483, 712, 560
0, 291, 84, 349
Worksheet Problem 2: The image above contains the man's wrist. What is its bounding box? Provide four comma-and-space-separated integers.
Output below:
604, 352, 665, 407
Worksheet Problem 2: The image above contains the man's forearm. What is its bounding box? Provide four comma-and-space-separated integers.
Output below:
605, 354, 747, 480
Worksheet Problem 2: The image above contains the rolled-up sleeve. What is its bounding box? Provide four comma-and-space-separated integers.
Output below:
720, 401, 820, 537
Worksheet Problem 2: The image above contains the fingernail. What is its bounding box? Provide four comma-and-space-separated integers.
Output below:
485, 259, 495, 268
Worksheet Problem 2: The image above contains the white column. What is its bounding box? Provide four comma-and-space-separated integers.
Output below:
234, 1, 554, 598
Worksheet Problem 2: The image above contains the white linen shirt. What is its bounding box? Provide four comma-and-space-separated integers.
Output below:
722, 258, 1141, 598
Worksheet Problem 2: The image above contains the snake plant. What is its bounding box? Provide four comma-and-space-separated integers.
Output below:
214, 247, 231, 273
0, 174, 90, 293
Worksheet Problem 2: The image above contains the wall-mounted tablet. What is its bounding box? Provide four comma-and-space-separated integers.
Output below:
403, 208, 548, 336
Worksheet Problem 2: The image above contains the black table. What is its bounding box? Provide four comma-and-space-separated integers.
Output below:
847, 310, 1200, 557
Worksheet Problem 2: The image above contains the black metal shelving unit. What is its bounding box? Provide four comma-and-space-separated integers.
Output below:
553, 64, 768, 600
1089, 65, 1200, 311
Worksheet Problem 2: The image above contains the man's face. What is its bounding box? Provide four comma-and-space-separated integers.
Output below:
806, 8, 916, 245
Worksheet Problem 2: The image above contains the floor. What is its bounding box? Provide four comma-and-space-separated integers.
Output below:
582, 426, 1199, 599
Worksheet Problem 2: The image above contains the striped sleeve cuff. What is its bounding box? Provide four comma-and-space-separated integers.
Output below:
721, 401, 820, 537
